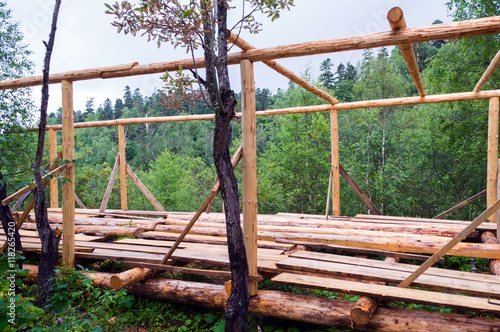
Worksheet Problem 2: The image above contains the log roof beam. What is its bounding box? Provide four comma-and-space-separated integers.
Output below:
387, 7, 426, 97
2, 15, 500, 90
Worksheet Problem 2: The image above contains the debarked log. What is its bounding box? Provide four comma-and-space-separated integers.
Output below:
110, 267, 152, 290
481, 231, 500, 275
22, 267, 500, 331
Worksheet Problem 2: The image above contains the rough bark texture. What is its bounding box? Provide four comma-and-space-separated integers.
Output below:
33, 0, 62, 308
202, 1, 249, 330
0, 171, 23, 267
481, 231, 500, 275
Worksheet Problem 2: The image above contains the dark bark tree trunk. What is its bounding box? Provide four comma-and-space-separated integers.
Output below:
0, 171, 23, 268
202, 1, 250, 330
33, 0, 62, 308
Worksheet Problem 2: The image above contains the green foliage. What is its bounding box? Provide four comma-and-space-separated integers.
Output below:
0, 0, 37, 195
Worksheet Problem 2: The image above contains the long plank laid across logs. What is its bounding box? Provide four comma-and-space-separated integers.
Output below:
272, 273, 500, 315
276, 253, 500, 297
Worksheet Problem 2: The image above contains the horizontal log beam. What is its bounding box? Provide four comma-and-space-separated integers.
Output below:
2, 16, 500, 90
41, 89, 500, 130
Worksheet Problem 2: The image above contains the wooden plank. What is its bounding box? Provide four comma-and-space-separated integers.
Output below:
276, 257, 499, 297
353, 214, 496, 231
325, 168, 332, 218
99, 154, 120, 213
49, 128, 58, 208
330, 110, 340, 216
272, 273, 500, 315
62, 79, 75, 268
290, 251, 500, 284
241, 58, 258, 295
387, 7, 426, 96
118, 125, 127, 210
399, 197, 500, 288
156, 223, 471, 242
274, 239, 443, 263
21, 223, 144, 237
488, 97, 499, 222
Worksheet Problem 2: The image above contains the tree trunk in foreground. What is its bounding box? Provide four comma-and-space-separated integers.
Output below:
33, 0, 62, 308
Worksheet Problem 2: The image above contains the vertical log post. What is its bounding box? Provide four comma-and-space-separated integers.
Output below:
330, 110, 340, 216
241, 59, 258, 296
49, 128, 58, 208
61, 80, 75, 267
118, 124, 127, 210
488, 97, 499, 222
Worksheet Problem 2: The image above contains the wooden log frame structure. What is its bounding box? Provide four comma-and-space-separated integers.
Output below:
4, 7, 500, 327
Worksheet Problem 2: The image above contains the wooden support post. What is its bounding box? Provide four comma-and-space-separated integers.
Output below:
241, 59, 258, 296
387, 7, 426, 97
1, 157, 62, 253
330, 110, 340, 216
110, 267, 152, 290
74, 193, 86, 209
61, 80, 75, 267
49, 128, 58, 208
488, 97, 499, 222
118, 124, 127, 210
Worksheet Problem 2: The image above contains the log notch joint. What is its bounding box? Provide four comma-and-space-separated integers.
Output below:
387, 7, 426, 97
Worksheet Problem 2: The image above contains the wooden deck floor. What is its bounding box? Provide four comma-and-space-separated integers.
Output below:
3, 209, 500, 316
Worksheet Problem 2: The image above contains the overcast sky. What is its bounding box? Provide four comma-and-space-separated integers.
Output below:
6, 0, 450, 115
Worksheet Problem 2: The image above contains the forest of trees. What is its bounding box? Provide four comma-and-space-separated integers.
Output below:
4, 0, 500, 222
